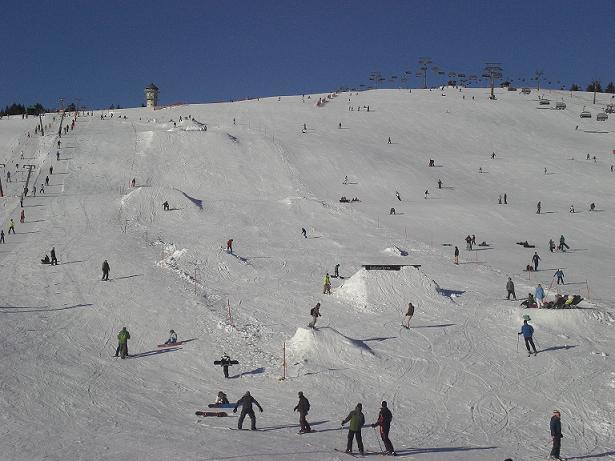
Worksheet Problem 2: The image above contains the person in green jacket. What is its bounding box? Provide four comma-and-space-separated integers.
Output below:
323, 273, 331, 295
341, 403, 365, 455
115, 327, 130, 359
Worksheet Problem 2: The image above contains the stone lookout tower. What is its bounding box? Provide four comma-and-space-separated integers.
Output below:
144, 83, 159, 108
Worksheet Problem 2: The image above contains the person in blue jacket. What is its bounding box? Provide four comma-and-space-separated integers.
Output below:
519, 320, 538, 356
535, 284, 545, 308
554, 269, 565, 285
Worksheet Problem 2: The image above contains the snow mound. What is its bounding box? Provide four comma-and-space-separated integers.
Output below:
168, 118, 207, 131
287, 327, 375, 376
335, 267, 440, 312
383, 246, 409, 256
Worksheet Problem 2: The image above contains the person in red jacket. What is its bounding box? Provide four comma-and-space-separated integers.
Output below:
372, 401, 396, 455
226, 239, 233, 254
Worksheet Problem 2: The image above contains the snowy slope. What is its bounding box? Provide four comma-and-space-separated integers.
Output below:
0, 88, 614, 461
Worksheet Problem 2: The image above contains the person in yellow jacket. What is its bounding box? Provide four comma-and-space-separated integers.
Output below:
323, 273, 331, 295
115, 327, 131, 359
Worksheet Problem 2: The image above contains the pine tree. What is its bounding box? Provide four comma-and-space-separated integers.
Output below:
606, 82, 615, 94
569, 83, 580, 91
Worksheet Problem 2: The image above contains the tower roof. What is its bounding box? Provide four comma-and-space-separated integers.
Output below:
145, 83, 159, 91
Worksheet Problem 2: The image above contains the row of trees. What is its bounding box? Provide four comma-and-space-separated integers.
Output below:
569, 81, 615, 93
1, 102, 48, 116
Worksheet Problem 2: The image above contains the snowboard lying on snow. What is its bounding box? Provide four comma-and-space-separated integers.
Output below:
195, 411, 228, 417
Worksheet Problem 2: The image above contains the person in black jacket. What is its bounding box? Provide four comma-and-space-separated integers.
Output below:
233, 391, 263, 430
372, 401, 395, 455
549, 410, 563, 460
506, 277, 516, 300
294, 391, 311, 433
102, 260, 110, 281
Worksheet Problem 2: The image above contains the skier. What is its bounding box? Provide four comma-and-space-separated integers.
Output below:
115, 326, 130, 359
163, 201, 169, 211
40, 184, 44, 194
215, 391, 229, 405
589, 202, 595, 211
395, 191, 401, 201
45, 176, 49, 186
6, 171, 10, 182
56, 151, 60, 161
102, 259, 110, 281
554, 269, 565, 285
387, 137, 391, 144
532, 252, 541, 271
424, 189, 429, 199
437, 179, 442, 189
559, 235, 569, 251
402, 302, 414, 328
334, 263, 340, 278
569, 204, 575, 213
50, 247, 58, 265
338, 122, 342, 129
549, 410, 563, 460
506, 277, 516, 300
309, 303, 321, 329
0, 230, 4, 243
323, 273, 331, 295
498, 194, 502, 204
390, 207, 396, 215
535, 284, 545, 308
544, 167, 547, 175
536, 201, 541, 214
219, 353, 233, 378
549, 239, 556, 253
8, 219, 15, 234
233, 391, 263, 430
504, 193, 507, 204
343, 175, 348, 184
164, 329, 177, 344
49, 166, 53, 175
20, 209, 25, 224
226, 239, 233, 254
454, 246, 459, 265
465, 235, 472, 251
294, 391, 311, 433
301, 227, 307, 238
491, 152, 496, 159
371, 401, 396, 456
341, 403, 365, 455
518, 320, 538, 356
471, 234, 476, 246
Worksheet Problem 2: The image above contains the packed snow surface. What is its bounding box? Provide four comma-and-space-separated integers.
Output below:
1, 87, 614, 460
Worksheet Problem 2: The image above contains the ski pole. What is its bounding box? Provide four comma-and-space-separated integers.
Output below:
373, 426, 384, 453
516, 334, 520, 353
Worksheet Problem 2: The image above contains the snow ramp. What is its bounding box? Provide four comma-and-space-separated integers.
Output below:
334, 266, 441, 313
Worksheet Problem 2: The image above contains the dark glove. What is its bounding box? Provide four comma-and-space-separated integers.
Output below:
259, 408, 263, 413
233, 408, 237, 413
341, 421, 344, 426
517, 332, 521, 335
371, 424, 376, 428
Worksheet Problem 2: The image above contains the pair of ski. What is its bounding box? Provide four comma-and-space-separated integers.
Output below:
334, 448, 396, 457
528, 351, 539, 357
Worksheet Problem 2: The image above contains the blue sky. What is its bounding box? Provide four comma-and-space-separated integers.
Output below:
1, 0, 614, 109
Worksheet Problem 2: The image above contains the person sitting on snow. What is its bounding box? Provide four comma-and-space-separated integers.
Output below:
164, 329, 177, 344
41, 254, 51, 264
216, 391, 229, 405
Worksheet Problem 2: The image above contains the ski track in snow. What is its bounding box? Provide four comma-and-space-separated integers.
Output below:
1, 88, 615, 460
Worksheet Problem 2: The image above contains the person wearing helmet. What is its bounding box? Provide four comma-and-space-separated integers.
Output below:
233, 391, 263, 430
372, 401, 396, 455
294, 391, 311, 433
341, 403, 365, 455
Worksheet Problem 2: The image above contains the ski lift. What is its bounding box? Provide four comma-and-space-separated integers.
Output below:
580, 108, 592, 118
596, 112, 608, 121
539, 98, 551, 105
555, 101, 566, 110
521, 88, 531, 94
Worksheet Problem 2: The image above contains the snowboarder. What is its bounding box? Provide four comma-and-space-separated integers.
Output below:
387, 137, 391, 144
559, 235, 569, 251
45, 176, 49, 186
50, 247, 57, 265
309, 303, 321, 329
506, 277, 516, 300
371, 401, 395, 455
215, 391, 229, 405
102, 259, 110, 281
554, 269, 565, 285
389, 207, 396, 215
163, 201, 169, 211
569, 204, 575, 213
164, 330, 177, 344
334, 263, 340, 278
504, 193, 507, 204
589, 202, 595, 211
437, 179, 442, 189
424, 189, 429, 199
343, 175, 348, 184
226, 239, 233, 254
8, 219, 15, 234
294, 391, 311, 433
219, 354, 234, 378
20, 209, 25, 224
233, 391, 263, 430
518, 320, 538, 356
395, 191, 401, 201
532, 252, 541, 271
49, 166, 53, 175
536, 201, 541, 214
535, 284, 545, 308
301, 227, 307, 238
549, 410, 563, 460
549, 239, 556, 252
491, 152, 496, 159
0, 230, 4, 243
402, 302, 414, 328
323, 273, 331, 294
341, 403, 365, 455
56, 151, 60, 161
454, 246, 459, 265
115, 327, 130, 359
